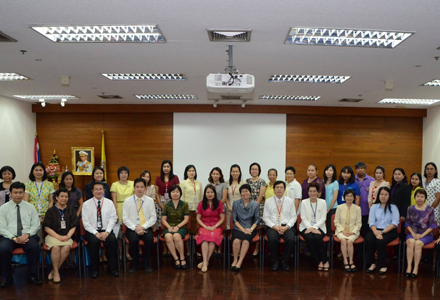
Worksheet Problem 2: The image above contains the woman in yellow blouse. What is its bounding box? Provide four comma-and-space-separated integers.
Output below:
180, 165, 203, 236
264, 168, 277, 200
334, 189, 362, 272
409, 172, 424, 206
24, 162, 54, 218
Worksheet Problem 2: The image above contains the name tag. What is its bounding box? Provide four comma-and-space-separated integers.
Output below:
164, 193, 170, 201
97, 220, 103, 230
61, 220, 66, 229
136, 217, 140, 226
37, 202, 43, 213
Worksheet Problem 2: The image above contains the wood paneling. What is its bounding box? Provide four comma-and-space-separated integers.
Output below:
286, 115, 423, 183
36, 113, 173, 190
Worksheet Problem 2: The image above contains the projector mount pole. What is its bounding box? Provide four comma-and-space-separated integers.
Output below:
225, 45, 238, 74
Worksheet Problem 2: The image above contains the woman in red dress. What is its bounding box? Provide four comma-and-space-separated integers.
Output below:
195, 185, 225, 272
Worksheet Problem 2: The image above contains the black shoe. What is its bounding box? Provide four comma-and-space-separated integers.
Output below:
108, 270, 119, 277
272, 261, 279, 271
251, 252, 259, 259
349, 263, 357, 272
91, 271, 99, 278
405, 272, 412, 278
175, 258, 181, 269
1, 277, 13, 288
366, 266, 376, 273
378, 268, 387, 275
180, 259, 188, 270
144, 266, 153, 273
281, 261, 290, 271
29, 276, 42, 285
129, 265, 138, 273
411, 273, 418, 278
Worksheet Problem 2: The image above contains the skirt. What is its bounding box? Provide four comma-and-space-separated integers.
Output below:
45, 235, 73, 249
162, 227, 188, 239
195, 227, 224, 246
336, 232, 360, 242
231, 229, 257, 243
406, 232, 434, 245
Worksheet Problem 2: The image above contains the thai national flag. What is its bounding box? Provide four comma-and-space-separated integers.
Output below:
34, 135, 41, 163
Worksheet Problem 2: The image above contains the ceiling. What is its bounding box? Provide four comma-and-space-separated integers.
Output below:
1, 0, 440, 109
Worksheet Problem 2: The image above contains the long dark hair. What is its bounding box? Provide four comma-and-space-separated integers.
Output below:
375, 186, 393, 213
91, 166, 106, 182
202, 185, 219, 211
184, 165, 197, 180
140, 170, 152, 186
228, 164, 242, 185
391, 167, 408, 189
208, 167, 225, 183
323, 164, 337, 183
59, 171, 77, 191
160, 160, 175, 181
409, 172, 423, 190
338, 166, 355, 184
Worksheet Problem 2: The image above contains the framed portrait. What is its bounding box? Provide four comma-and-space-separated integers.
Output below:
72, 147, 94, 176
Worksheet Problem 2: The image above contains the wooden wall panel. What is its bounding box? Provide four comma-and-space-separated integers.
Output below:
36, 113, 173, 191
286, 115, 423, 184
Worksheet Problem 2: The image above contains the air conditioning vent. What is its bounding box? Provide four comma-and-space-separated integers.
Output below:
207, 29, 252, 42
339, 98, 363, 103
98, 95, 122, 99
221, 95, 242, 100
0, 31, 17, 42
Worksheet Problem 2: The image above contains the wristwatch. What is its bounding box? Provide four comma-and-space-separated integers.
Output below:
12, 237, 17, 241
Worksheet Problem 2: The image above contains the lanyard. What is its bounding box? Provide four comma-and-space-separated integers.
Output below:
55, 205, 65, 220
274, 196, 284, 216
93, 198, 104, 216
134, 195, 144, 213
231, 184, 237, 198
192, 181, 197, 194
310, 201, 317, 221
34, 182, 43, 201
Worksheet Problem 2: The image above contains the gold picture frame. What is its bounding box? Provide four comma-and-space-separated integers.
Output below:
72, 147, 94, 176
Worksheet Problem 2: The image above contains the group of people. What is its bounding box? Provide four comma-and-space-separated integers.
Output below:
0, 160, 439, 288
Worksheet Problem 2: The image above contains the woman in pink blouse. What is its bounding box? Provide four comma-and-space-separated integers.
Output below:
195, 185, 225, 272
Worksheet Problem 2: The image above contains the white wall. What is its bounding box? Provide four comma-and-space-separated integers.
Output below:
0, 96, 36, 182
422, 105, 440, 170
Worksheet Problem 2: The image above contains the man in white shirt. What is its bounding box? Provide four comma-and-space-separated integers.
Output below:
123, 178, 156, 273
263, 181, 297, 271
82, 182, 118, 278
0, 182, 42, 287
285, 166, 302, 212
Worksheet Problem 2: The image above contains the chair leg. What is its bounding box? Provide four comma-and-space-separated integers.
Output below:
40, 246, 44, 282
363, 242, 367, 270
329, 237, 333, 269
77, 246, 81, 278
397, 241, 402, 274
156, 240, 160, 270
261, 237, 265, 269
122, 239, 127, 273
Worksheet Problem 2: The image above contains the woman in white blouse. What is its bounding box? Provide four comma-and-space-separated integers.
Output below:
299, 182, 329, 271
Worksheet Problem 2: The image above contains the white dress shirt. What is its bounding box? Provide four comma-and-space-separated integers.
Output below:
123, 194, 157, 231
299, 198, 327, 233
0, 200, 40, 239
82, 197, 117, 235
263, 195, 297, 229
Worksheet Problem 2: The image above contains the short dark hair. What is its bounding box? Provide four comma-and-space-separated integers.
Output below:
285, 166, 296, 174
273, 180, 286, 190
92, 182, 105, 190
355, 162, 367, 169
239, 184, 251, 194
160, 160, 175, 181
169, 184, 182, 197
228, 164, 242, 185
0, 166, 16, 180
134, 177, 147, 187
424, 162, 438, 178
140, 170, 152, 185
54, 188, 69, 199
343, 189, 356, 200
308, 181, 320, 192
391, 168, 408, 189
117, 166, 130, 179
29, 162, 47, 181
184, 165, 197, 180
10, 181, 25, 192
374, 166, 386, 180
339, 166, 355, 184
267, 168, 278, 176
59, 171, 76, 191
249, 162, 261, 176
92, 166, 106, 182
323, 164, 337, 183
414, 188, 427, 199
208, 167, 225, 184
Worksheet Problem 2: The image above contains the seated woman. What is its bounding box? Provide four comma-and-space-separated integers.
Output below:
366, 186, 399, 274
231, 184, 259, 271
195, 185, 225, 272
334, 190, 362, 272
299, 182, 329, 271
405, 188, 436, 278
161, 185, 189, 269
43, 188, 79, 283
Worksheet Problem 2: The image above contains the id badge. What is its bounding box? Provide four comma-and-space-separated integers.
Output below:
164, 193, 170, 201
37, 202, 43, 213
136, 217, 140, 226
61, 220, 66, 229
312, 219, 317, 225
97, 220, 103, 230
194, 197, 198, 206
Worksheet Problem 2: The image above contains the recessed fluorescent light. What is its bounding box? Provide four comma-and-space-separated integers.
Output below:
423, 79, 440, 87
268, 74, 350, 83
285, 27, 413, 48
31, 25, 166, 43
259, 95, 320, 101
207, 29, 252, 42
135, 95, 198, 100
378, 98, 440, 105
13, 95, 79, 100
0, 73, 31, 81
102, 73, 186, 81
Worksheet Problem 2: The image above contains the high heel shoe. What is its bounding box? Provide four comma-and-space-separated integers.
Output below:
174, 258, 181, 269
197, 262, 203, 269
405, 272, 412, 278
180, 259, 187, 270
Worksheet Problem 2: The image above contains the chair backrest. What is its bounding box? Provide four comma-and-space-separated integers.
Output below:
79, 218, 86, 236
122, 223, 127, 235
331, 213, 336, 232
160, 212, 191, 231
296, 214, 302, 231
397, 220, 402, 235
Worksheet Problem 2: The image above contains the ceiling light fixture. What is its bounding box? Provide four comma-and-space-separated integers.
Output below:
241, 100, 246, 108
13, 95, 79, 100
285, 27, 413, 48
207, 29, 252, 42
0, 73, 31, 81
213, 100, 218, 108
268, 74, 350, 84
102, 73, 186, 81
423, 79, 440, 87
378, 98, 440, 105
259, 95, 320, 101
39, 99, 46, 107
135, 94, 198, 100
31, 25, 166, 43
60, 99, 67, 107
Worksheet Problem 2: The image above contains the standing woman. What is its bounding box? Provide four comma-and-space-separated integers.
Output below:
422, 162, 440, 225
161, 185, 189, 269
368, 166, 390, 208
155, 160, 180, 227
323, 164, 339, 234
208, 167, 228, 205
264, 169, 278, 200
195, 185, 225, 272
59, 171, 83, 217
141, 170, 157, 230
84, 167, 111, 200
301, 164, 325, 201
366, 187, 399, 274
405, 189, 436, 278
409, 172, 424, 206
246, 162, 266, 257
43, 188, 79, 283
299, 182, 329, 271
336, 166, 360, 206
0, 166, 15, 207
230, 184, 259, 271
285, 166, 302, 212
24, 162, 54, 217
334, 190, 362, 272
390, 168, 411, 237
226, 164, 246, 230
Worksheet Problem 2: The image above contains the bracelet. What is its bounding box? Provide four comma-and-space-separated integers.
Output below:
176, 225, 180, 229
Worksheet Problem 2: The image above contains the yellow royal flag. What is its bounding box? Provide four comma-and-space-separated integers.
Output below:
101, 130, 107, 180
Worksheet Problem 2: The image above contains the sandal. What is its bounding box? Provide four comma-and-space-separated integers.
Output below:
349, 263, 357, 272
174, 258, 181, 269
344, 264, 351, 272
197, 262, 203, 269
